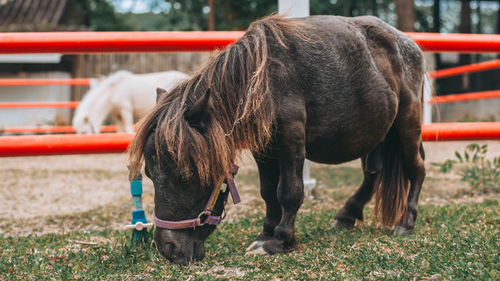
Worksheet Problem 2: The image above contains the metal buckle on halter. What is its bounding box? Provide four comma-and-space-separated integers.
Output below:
197, 210, 212, 227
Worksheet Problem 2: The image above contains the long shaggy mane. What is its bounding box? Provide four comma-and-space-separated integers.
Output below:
128, 15, 310, 185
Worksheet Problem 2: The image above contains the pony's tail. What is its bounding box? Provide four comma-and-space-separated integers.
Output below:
373, 128, 410, 227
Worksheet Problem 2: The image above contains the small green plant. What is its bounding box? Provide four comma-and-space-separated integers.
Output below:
432, 144, 500, 193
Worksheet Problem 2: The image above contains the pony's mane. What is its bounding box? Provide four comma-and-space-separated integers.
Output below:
73, 70, 132, 123
128, 15, 310, 185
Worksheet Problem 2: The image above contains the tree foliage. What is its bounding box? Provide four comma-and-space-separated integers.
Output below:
118, 0, 277, 31
128, 0, 393, 31
63, 0, 132, 31
86, 0, 497, 35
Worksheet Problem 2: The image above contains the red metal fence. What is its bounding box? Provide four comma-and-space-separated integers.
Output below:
1, 122, 499, 157
0, 32, 500, 54
0, 101, 80, 108
427, 90, 500, 104
426, 58, 500, 104
0, 31, 245, 54
0, 78, 92, 86
1, 31, 499, 157
428, 58, 500, 79
1, 125, 118, 134
0, 133, 134, 157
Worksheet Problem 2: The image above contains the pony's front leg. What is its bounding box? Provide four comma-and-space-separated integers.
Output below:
115, 108, 134, 133
246, 153, 281, 253
247, 119, 305, 255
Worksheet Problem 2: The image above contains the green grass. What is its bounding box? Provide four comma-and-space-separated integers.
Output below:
1, 200, 498, 280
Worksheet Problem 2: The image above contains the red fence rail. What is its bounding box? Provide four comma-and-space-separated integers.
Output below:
421, 122, 500, 141
0, 31, 245, 54
428, 58, 500, 79
427, 89, 500, 104
1, 125, 118, 134
0, 32, 499, 54
0, 133, 134, 157
406, 32, 500, 53
1, 123, 499, 157
0, 101, 80, 108
0, 78, 93, 86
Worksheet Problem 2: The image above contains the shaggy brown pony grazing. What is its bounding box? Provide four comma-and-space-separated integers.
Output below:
128, 14, 427, 265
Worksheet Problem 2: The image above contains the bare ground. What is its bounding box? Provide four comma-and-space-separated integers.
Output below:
0, 140, 498, 236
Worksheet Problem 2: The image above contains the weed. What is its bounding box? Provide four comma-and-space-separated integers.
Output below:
432, 144, 500, 193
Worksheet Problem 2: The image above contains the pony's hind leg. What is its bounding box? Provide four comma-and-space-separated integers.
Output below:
394, 137, 425, 235
393, 93, 426, 235
246, 153, 281, 253
332, 143, 383, 228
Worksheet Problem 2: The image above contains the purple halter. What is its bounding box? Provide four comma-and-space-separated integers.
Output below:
154, 165, 241, 230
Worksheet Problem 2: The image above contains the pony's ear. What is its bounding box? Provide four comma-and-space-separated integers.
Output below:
184, 89, 212, 132
156, 87, 167, 103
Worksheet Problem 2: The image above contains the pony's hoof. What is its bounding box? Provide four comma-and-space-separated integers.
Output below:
331, 219, 354, 229
245, 246, 268, 255
393, 225, 412, 236
245, 241, 266, 253
245, 241, 268, 255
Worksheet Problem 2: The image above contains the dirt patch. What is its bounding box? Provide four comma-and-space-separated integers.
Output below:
0, 140, 498, 236
0, 154, 132, 220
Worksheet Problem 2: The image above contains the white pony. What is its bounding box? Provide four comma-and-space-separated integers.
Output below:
72, 70, 188, 133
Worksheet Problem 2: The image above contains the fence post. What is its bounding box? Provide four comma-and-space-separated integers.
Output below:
278, 0, 309, 17
423, 53, 435, 124
423, 78, 433, 124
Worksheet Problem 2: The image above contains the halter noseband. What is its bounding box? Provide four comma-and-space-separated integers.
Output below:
154, 165, 241, 230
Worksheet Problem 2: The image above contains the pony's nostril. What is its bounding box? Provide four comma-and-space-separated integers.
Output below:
157, 242, 175, 261
165, 242, 174, 254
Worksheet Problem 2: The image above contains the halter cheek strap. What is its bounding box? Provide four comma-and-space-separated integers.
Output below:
154, 165, 240, 230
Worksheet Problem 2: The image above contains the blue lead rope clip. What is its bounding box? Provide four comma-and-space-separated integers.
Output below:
125, 172, 153, 241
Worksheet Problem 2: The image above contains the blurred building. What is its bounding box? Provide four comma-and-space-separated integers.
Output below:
0, 0, 209, 130
0, 0, 82, 129
0, 0, 498, 129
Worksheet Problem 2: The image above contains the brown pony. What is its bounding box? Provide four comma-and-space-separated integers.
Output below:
128, 15, 427, 264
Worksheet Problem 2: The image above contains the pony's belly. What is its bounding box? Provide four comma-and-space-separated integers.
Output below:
305, 140, 374, 164
305, 124, 390, 165
304, 91, 397, 164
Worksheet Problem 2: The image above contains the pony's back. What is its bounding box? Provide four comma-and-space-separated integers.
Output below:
124, 71, 189, 118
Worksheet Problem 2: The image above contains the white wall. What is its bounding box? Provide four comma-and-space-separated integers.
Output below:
433, 99, 500, 122
0, 71, 72, 128
278, 0, 309, 17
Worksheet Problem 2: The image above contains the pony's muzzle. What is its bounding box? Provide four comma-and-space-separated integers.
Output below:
154, 228, 206, 265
